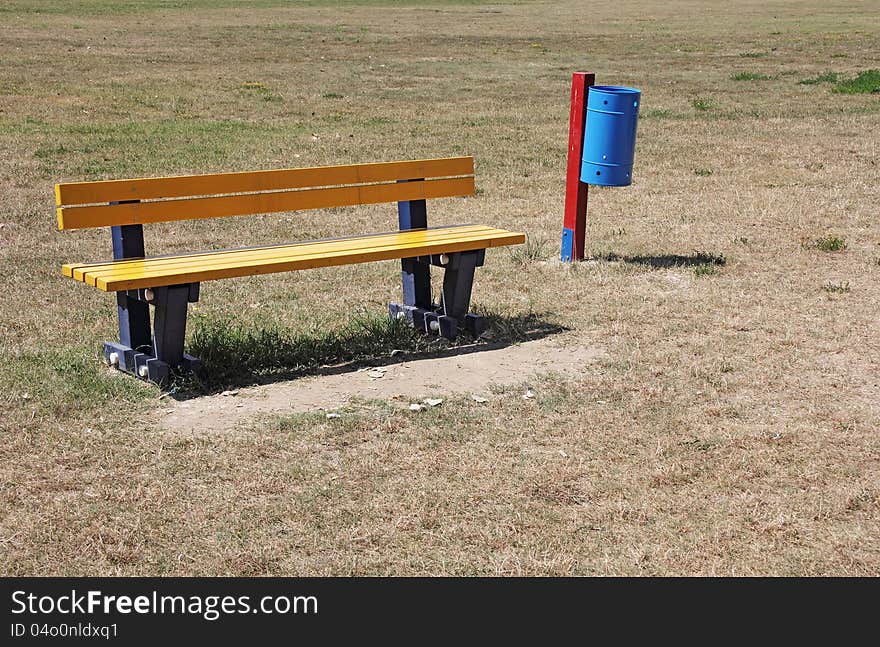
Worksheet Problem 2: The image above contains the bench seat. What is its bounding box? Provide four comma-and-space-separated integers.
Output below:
63, 224, 522, 292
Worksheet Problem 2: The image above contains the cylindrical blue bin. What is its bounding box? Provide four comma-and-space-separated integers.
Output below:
580, 86, 641, 187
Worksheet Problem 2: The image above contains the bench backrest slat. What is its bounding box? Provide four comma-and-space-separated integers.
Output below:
56, 156, 475, 230
59, 177, 474, 230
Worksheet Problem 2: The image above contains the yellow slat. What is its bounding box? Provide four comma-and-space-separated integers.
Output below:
55, 156, 474, 206
96, 233, 523, 292
83, 233, 497, 286
64, 225, 492, 281
57, 177, 475, 230
82, 227, 513, 286
61, 226, 524, 291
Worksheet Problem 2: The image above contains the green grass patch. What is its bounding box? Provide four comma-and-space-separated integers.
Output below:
692, 98, 716, 111
693, 168, 713, 177
806, 234, 847, 252
693, 264, 720, 277
731, 72, 772, 81
2, 346, 155, 418
832, 70, 880, 94
799, 72, 838, 85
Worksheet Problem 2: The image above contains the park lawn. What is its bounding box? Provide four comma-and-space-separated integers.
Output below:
0, 0, 878, 575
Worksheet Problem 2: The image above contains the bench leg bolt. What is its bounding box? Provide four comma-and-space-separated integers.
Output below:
439, 253, 450, 266
108, 352, 119, 367
138, 365, 149, 378
144, 288, 155, 302
429, 320, 440, 332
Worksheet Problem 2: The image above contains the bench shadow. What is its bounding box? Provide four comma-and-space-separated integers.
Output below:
168, 310, 567, 399
594, 251, 726, 268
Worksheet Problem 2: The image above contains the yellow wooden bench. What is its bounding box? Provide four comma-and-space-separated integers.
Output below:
56, 156, 525, 383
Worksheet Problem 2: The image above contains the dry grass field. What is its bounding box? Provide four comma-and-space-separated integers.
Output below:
1, 0, 878, 575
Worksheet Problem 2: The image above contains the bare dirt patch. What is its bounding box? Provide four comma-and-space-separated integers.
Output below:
161, 338, 605, 434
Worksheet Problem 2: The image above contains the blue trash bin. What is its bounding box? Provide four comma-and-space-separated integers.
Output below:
580, 86, 641, 187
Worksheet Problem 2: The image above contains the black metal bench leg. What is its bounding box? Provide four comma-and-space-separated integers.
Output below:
442, 250, 478, 320
104, 283, 201, 385
112, 222, 151, 351
116, 291, 151, 353
397, 196, 432, 310
104, 221, 154, 379
105, 292, 153, 380
153, 285, 189, 364
390, 249, 485, 340
437, 250, 485, 339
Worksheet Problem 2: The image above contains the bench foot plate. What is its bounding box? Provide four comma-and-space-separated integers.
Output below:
103, 341, 200, 386
391, 247, 484, 340
389, 303, 484, 340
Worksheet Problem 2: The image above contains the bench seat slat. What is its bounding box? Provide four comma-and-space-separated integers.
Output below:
55, 156, 475, 207
90, 228, 523, 292
63, 225, 493, 280
63, 225, 525, 292
57, 176, 475, 230
86, 232, 505, 289
80, 226, 516, 289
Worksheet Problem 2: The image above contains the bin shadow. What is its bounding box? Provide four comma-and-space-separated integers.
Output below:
169, 310, 567, 399
594, 251, 726, 268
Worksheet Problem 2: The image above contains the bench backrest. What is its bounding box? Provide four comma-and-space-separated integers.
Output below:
55, 156, 475, 230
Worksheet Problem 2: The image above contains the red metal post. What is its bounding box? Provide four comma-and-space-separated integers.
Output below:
560, 71, 595, 262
